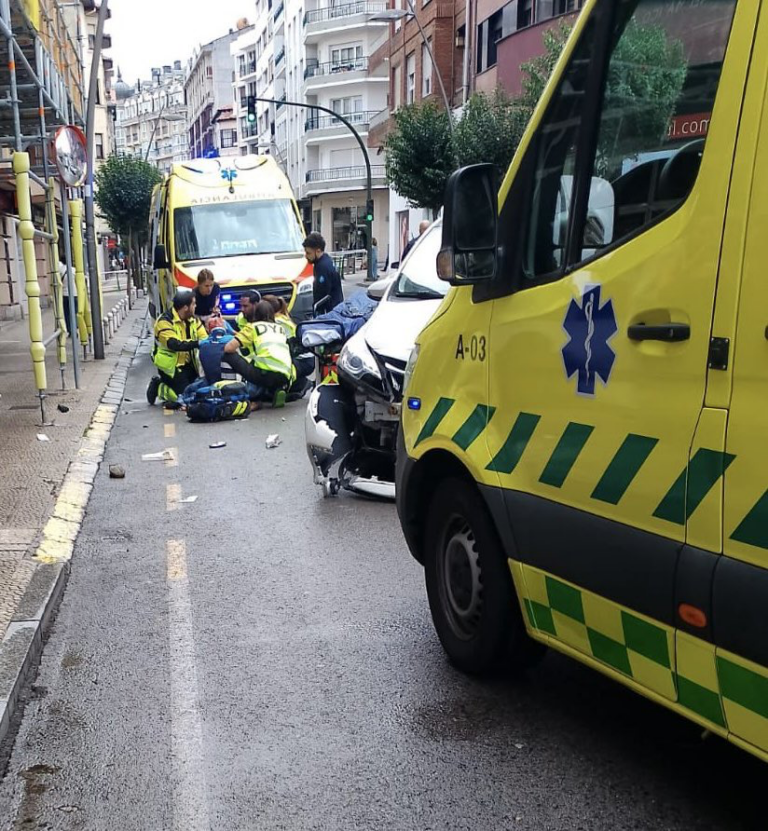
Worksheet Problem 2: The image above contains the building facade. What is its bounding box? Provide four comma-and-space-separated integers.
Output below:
115, 63, 188, 174
185, 26, 245, 160
300, 0, 390, 254
231, 19, 263, 155
478, 0, 583, 94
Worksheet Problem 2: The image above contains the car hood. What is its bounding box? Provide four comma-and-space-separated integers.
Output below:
363, 294, 445, 363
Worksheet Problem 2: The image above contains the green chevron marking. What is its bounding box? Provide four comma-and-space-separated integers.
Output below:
414, 397, 455, 447
539, 422, 594, 488
653, 449, 735, 525
452, 404, 496, 451
731, 489, 768, 551
591, 434, 659, 505
486, 412, 541, 474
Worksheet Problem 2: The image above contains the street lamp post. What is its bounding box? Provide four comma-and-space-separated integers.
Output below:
255, 97, 375, 282
84, 0, 110, 360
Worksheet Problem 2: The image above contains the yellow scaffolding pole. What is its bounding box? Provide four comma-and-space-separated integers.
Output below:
69, 198, 90, 349
45, 175, 67, 386
13, 151, 47, 417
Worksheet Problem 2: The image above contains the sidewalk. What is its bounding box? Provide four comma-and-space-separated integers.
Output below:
0, 290, 146, 644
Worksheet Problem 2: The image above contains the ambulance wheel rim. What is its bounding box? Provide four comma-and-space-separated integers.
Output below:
440, 521, 482, 640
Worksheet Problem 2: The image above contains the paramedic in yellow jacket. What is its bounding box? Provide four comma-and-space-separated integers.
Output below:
224, 299, 295, 409
146, 289, 206, 406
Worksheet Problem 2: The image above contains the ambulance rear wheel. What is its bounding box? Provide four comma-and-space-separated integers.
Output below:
424, 477, 544, 675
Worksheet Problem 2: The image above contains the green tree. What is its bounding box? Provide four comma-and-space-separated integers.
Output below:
384, 101, 454, 216
95, 155, 162, 291
517, 21, 572, 118
453, 87, 527, 177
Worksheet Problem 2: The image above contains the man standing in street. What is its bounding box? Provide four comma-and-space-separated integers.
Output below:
401, 220, 430, 263
146, 289, 206, 406
303, 233, 343, 315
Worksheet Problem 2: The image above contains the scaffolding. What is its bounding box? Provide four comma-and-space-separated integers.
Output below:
0, 0, 91, 422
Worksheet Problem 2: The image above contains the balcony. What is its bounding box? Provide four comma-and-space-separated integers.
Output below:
239, 60, 257, 78
304, 165, 386, 196
276, 94, 286, 112
304, 110, 377, 137
304, 1, 387, 40
275, 46, 285, 67
304, 57, 368, 82
273, 0, 284, 19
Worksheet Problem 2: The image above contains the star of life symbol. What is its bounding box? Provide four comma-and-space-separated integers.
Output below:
562, 284, 617, 396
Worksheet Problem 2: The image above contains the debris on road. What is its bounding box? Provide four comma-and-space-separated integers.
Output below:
57, 404, 70, 413
266, 434, 281, 449
178, 495, 198, 504
209, 441, 227, 449
141, 450, 174, 462
109, 465, 125, 479
36, 433, 50, 442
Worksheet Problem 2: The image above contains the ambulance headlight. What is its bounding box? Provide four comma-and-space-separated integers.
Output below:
404, 344, 420, 394
297, 277, 314, 294
338, 332, 380, 382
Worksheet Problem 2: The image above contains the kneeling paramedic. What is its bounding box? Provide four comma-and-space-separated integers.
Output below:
224, 299, 295, 408
147, 289, 206, 405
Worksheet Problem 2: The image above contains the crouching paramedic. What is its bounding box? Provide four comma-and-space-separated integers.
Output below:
223, 299, 295, 409
146, 289, 206, 405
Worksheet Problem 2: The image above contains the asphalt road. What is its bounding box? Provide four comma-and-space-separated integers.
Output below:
0, 332, 764, 831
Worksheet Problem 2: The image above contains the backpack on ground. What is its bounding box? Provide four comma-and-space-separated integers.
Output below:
185, 380, 251, 423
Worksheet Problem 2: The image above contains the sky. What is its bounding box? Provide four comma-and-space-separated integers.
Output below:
109, 0, 254, 85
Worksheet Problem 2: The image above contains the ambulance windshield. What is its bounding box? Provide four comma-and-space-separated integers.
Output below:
174, 199, 304, 261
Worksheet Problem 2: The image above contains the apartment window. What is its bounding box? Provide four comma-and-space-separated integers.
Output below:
477, 1, 516, 73
331, 45, 364, 66
95, 133, 104, 160
207, 65, 213, 78
422, 39, 432, 96
518, 0, 533, 28
393, 64, 402, 111
221, 129, 237, 149
330, 96, 363, 116
406, 52, 416, 104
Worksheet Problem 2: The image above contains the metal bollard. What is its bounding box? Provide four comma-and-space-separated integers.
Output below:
108, 311, 115, 338
102, 318, 109, 345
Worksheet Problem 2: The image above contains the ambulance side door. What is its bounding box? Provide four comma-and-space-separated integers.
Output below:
483, 0, 748, 700
717, 14, 768, 756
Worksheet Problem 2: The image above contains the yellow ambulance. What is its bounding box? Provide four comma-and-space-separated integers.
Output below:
150, 155, 313, 320
397, 0, 768, 762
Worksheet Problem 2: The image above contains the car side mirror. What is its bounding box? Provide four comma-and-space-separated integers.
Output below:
153, 243, 170, 270
437, 163, 498, 285
367, 279, 389, 301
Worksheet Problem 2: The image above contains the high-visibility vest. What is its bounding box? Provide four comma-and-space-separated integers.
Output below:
276, 313, 296, 340
152, 309, 203, 376
244, 321, 295, 381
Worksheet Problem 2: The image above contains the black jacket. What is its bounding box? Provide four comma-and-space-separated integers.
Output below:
312, 253, 343, 314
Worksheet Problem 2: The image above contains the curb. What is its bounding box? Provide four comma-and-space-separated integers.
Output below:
0, 311, 146, 754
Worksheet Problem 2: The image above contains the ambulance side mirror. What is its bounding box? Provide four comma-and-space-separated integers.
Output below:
153, 243, 170, 270
437, 163, 498, 286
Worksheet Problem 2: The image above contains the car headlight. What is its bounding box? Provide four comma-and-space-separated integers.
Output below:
297, 277, 314, 295
337, 332, 381, 381
404, 343, 420, 394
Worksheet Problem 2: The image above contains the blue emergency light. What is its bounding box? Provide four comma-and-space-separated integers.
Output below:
407, 397, 421, 411
224, 302, 236, 311
222, 293, 232, 301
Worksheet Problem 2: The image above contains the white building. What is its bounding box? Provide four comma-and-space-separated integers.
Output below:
115, 63, 188, 174
231, 19, 263, 156
185, 25, 245, 160
300, 1, 389, 252
277, 0, 305, 201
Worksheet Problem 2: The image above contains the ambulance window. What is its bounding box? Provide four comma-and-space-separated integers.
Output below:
515, 0, 737, 285
519, 17, 597, 282
581, 0, 737, 258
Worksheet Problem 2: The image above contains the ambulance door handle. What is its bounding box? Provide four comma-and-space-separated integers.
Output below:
627, 322, 690, 342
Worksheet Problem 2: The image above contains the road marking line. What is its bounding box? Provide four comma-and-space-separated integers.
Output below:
163, 408, 174, 417
165, 423, 176, 439
165, 539, 210, 831
167, 483, 181, 512
165, 447, 178, 468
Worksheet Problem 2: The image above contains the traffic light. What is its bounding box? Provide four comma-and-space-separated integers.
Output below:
247, 96, 257, 123
365, 199, 374, 223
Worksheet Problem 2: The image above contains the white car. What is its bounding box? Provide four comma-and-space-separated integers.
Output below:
305, 220, 447, 498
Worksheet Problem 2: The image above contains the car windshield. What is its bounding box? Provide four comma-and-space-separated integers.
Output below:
174, 199, 304, 261
393, 223, 447, 300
